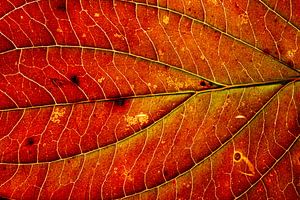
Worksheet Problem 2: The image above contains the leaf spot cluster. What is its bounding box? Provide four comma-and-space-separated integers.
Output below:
239, 13, 249, 25
125, 112, 149, 127
97, 77, 105, 84
287, 49, 297, 58
50, 107, 66, 124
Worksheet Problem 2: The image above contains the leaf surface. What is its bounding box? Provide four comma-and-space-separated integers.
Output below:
0, 0, 300, 199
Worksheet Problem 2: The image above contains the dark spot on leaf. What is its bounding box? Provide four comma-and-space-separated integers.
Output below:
286, 60, 294, 68
164, 65, 170, 70
200, 80, 207, 87
70, 75, 79, 85
115, 98, 125, 106
208, 81, 214, 87
56, 0, 66, 12
263, 48, 270, 54
26, 137, 34, 146
234, 152, 241, 161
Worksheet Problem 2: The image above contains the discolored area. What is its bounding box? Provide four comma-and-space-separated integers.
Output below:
234, 152, 241, 161
70, 75, 79, 85
26, 137, 35, 146
114, 98, 126, 106
199, 80, 207, 87
55, 0, 67, 12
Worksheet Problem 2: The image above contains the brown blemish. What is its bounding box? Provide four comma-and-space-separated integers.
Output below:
199, 80, 207, 87
26, 137, 34, 146
70, 75, 79, 85
234, 152, 241, 161
263, 48, 271, 54
56, 0, 66, 12
114, 98, 125, 106
233, 150, 255, 176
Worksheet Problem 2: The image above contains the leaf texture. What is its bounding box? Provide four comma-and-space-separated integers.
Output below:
0, 0, 300, 199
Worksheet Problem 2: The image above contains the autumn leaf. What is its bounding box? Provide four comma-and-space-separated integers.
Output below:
0, 0, 300, 199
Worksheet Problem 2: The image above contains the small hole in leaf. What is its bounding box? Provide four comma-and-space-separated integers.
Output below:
70, 75, 79, 85
234, 152, 241, 161
115, 98, 125, 106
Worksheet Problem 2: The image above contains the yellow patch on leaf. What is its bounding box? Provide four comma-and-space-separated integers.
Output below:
125, 112, 149, 127
163, 15, 169, 25
50, 107, 66, 124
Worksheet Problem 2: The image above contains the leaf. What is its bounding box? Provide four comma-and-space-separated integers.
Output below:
0, 0, 299, 199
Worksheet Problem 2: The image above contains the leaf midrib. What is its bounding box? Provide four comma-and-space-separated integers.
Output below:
119, 80, 300, 200
1, 76, 298, 112
2, 80, 297, 165
2, 77, 298, 200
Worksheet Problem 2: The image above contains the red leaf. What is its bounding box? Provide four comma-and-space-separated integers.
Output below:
0, 0, 299, 199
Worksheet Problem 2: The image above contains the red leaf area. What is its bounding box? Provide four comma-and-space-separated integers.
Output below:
0, 0, 300, 199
